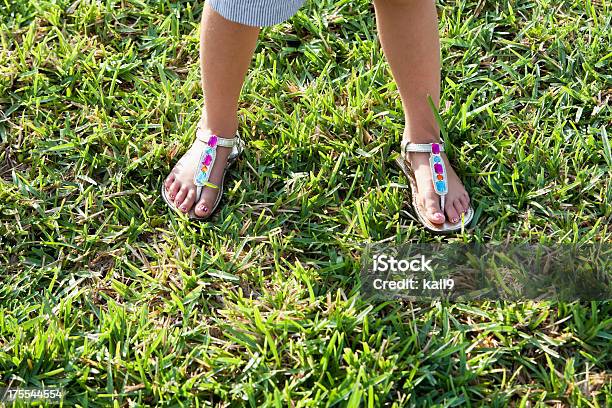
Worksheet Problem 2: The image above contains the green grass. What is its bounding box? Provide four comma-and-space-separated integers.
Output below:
1, 0, 611, 406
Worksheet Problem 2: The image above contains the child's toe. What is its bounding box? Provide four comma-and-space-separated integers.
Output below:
459, 194, 470, 213
174, 187, 189, 208
179, 188, 197, 213
454, 199, 466, 218
194, 197, 211, 218
445, 200, 460, 224
168, 181, 181, 200
423, 193, 445, 224
164, 174, 175, 190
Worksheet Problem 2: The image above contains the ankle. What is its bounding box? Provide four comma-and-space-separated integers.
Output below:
402, 128, 441, 144
199, 114, 239, 139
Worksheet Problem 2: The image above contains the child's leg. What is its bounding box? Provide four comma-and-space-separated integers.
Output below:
164, 3, 259, 217
374, 0, 470, 224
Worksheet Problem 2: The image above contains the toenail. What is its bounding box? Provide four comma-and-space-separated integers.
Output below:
181, 206, 187, 211
203, 207, 209, 212
170, 195, 175, 199
452, 218, 458, 223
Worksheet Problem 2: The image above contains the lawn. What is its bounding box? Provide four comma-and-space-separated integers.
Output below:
0, 0, 611, 406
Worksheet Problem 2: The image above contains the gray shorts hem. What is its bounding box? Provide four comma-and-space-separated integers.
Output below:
209, 0, 306, 27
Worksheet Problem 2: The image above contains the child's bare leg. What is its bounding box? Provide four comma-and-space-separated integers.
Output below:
374, 0, 470, 224
164, 3, 259, 217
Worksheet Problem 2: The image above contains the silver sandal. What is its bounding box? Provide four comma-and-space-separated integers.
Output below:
396, 141, 474, 233
161, 125, 243, 220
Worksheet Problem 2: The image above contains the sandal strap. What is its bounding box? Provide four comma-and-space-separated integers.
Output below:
195, 128, 237, 147
194, 128, 236, 187
401, 141, 445, 155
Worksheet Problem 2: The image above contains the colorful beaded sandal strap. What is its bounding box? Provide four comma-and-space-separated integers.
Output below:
194, 130, 237, 189
401, 141, 448, 212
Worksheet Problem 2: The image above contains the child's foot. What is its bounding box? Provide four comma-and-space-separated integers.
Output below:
163, 128, 234, 218
405, 140, 470, 225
